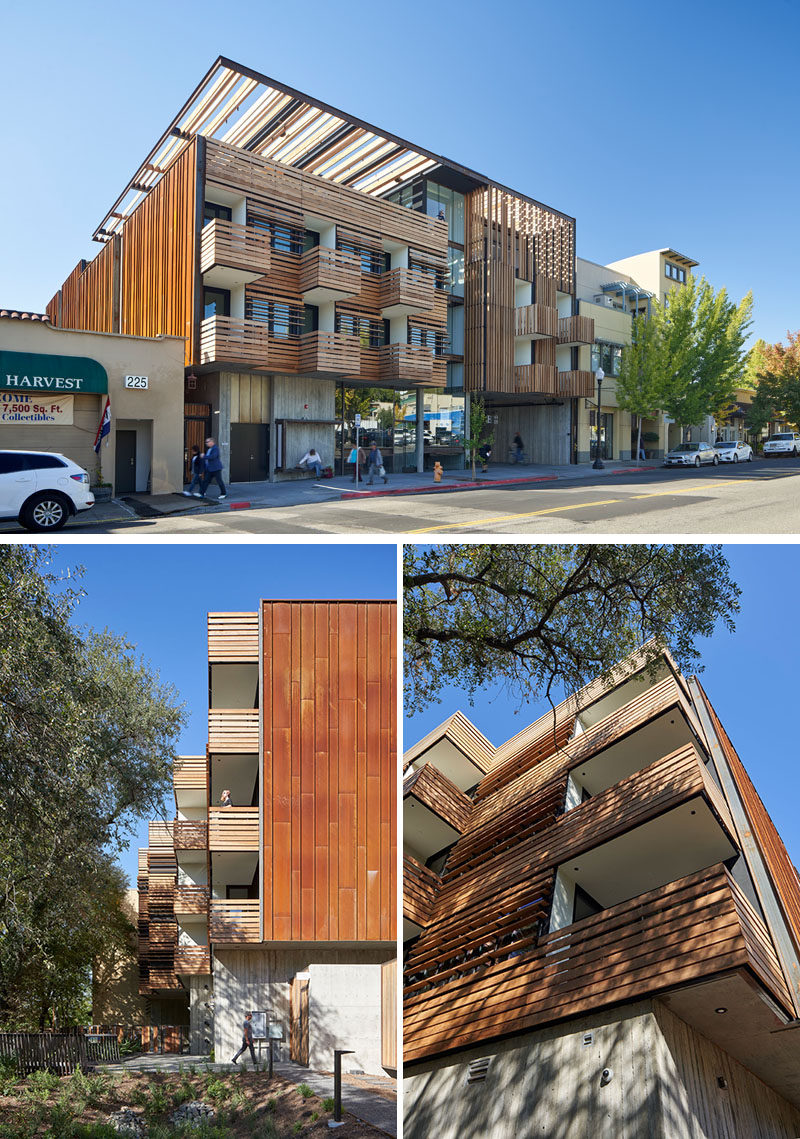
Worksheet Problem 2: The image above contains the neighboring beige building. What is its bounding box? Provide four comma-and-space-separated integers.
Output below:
91, 889, 149, 1026
0, 312, 185, 494
606, 248, 699, 308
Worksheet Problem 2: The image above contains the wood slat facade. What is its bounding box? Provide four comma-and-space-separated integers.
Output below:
208, 709, 260, 753
403, 853, 441, 930
207, 612, 260, 662
208, 806, 260, 850
262, 600, 396, 943
403, 764, 473, 834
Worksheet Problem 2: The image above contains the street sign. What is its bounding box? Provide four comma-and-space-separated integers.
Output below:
354, 413, 361, 426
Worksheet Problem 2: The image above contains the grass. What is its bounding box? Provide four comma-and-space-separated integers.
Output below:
323, 1096, 335, 1112
298, 1082, 313, 1099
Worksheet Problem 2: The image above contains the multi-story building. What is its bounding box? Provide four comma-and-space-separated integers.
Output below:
138, 599, 397, 1074
45, 56, 593, 478
403, 649, 800, 1137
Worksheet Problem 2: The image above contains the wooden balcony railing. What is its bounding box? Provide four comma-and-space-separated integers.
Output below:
299, 246, 361, 299
403, 852, 441, 929
200, 218, 271, 277
558, 314, 595, 345
379, 343, 434, 385
557, 369, 595, 398
208, 807, 259, 850
174, 946, 211, 975
379, 268, 435, 315
172, 821, 208, 850
515, 303, 558, 339
208, 709, 259, 753
403, 764, 472, 833
173, 756, 208, 797
208, 612, 259, 663
209, 899, 260, 943
512, 363, 558, 395
199, 316, 300, 370
298, 331, 360, 377
174, 886, 210, 915
403, 864, 794, 1063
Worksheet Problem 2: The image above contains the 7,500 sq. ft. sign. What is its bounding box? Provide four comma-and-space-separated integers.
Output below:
0, 392, 74, 425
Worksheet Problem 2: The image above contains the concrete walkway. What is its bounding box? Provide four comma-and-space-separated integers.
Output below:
100, 1054, 396, 1136
0, 459, 658, 532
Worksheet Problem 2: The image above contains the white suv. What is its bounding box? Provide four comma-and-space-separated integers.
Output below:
763, 432, 800, 457
0, 450, 95, 531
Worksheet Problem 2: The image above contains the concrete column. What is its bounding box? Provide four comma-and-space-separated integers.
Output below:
416, 388, 425, 473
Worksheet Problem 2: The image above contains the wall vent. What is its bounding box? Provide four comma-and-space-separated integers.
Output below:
466, 1057, 492, 1084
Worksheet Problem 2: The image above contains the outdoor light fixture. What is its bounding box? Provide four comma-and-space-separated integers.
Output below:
715, 1007, 728, 1014
593, 368, 605, 470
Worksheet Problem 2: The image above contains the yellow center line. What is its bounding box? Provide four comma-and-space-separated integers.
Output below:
408, 478, 757, 534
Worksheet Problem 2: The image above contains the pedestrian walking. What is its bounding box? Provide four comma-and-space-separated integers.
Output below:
366, 442, 388, 485
220, 789, 233, 808
348, 441, 366, 483
512, 432, 525, 464
231, 1012, 257, 1067
201, 437, 227, 500
479, 442, 492, 473
298, 447, 323, 478
183, 445, 205, 497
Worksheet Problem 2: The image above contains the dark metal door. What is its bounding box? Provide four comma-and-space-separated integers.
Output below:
115, 430, 137, 494
230, 423, 269, 482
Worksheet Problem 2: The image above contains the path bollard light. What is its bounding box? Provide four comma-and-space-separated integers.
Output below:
328, 1048, 355, 1129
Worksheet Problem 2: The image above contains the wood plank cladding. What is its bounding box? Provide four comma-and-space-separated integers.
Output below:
173, 755, 208, 798
403, 764, 472, 833
208, 709, 260, 753
209, 899, 260, 943
403, 853, 441, 929
381, 959, 397, 1070
208, 806, 260, 850
200, 217, 271, 276
403, 710, 495, 775
404, 865, 793, 1064
50, 237, 120, 333
464, 184, 575, 394
120, 139, 197, 363
262, 600, 396, 943
207, 612, 260, 662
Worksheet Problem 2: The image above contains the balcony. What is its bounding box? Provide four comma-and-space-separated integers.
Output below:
404, 764, 472, 834
172, 820, 208, 850
512, 363, 558, 395
173, 756, 208, 810
208, 807, 259, 851
199, 316, 299, 371
208, 709, 260, 754
514, 303, 558, 341
200, 219, 271, 287
379, 268, 435, 317
299, 246, 361, 303
558, 314, 595, 346
379, 343, 434, 386
209, 899, 260, 943
174, 946, 211, 975
174, 885, 210, 916
403, 864, 795, 1064
298, 331, 360, 377
557, 369, 595, 398
403, 852, 441, 940
208, 612, 260, 663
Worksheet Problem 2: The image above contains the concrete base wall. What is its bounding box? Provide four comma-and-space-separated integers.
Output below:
212, 945, 392, 1074
188, 975, 213, 1055
404, 1000, 800, 1139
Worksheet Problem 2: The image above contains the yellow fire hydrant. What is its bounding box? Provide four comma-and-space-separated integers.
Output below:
433, 462, 443, 483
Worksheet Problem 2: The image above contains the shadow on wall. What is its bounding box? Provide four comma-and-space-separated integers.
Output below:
307, 964, 383, 1076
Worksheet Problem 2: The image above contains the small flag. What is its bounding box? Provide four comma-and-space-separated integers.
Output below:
93, 397, 111, 453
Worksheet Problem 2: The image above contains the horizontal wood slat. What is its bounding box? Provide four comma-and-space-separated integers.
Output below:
208, 613, 259, 662
208, 807, 259, 850
403, 853, 441, 929
173, 755, 208, 795
209, 899, 260, 942
403, 711, 495, 776
174, 885, 210, 914
172, 820, 208, 849
298, 331, 361, 376
379, 343, 434, 385
379, 268, 435, 314
174, 946, 211, 974
299, 246, 361, 297
208, 709, 260, 753
200, 217, 272, 276
403, 763, 473, 833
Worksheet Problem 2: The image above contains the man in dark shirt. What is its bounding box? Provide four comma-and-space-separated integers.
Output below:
231, 1011, 257, 1067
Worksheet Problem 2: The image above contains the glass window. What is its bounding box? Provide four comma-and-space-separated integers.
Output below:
0, 453, 30, 474
303, 230, 320, 252
203, 201, 232, 226
591, 342, 623, 376
665, 261, 687, 283
247, 212, 305, 254
590, 411, 614, 460
447, 305, 464, 355
245, 297, 303, 337
336, 239, 387, 275
447, 248, 465, 297
30, 455, 67, 470
203, 288, 230, 319
425, 181, 465, 245
335, 313, 387, 347
303, 305, 318, 334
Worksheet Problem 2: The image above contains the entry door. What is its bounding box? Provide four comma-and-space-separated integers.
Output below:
115, 430, 137, 494
230, 423, 269, 482
290, 977, 309, 1065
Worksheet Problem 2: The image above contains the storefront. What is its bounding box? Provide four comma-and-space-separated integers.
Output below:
0, 315, 185, 494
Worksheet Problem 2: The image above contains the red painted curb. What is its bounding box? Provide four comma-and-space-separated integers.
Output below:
610, 466, 656, 474
229, 501, 252, 510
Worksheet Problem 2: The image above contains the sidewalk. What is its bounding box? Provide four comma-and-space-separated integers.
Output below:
0, 460, 660, 531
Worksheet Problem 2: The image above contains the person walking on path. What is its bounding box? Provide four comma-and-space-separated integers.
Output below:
231, 1012, 257, 1067
348, 441, 366, 483
366, 442, 388, 485
298, 447, 323, 478
479, 442, 492, 473
201, 437, 227, 500
512, 431, 525, 464
184, 445, 205, 497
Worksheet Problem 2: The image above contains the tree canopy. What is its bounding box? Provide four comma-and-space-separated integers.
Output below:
745, 331, 800, 433
615, 313, 664, 458
404, 544, 740, 714
0, 547, 185, 1027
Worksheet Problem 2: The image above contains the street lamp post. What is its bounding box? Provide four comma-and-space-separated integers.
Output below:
593, 367, 605, 470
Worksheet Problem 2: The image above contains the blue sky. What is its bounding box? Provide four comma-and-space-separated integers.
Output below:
2, 0, 798, 344
405, 544, 800, 864
42, 542, 397, 884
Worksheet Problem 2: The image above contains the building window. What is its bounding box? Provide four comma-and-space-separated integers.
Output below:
589, 411, 614, 460
447, 248, 465, 297
203, 287, 230, 319
247, 212, 306, 254
336, 239, 389, 275
245, 297, 304, 337
409, 325, 449, 356
591, 342, 623, 376
203, 201, 232, 226
665, 261, 687, 284
424, 181, 465, 245
409, 258, 447, 291
335, 312, 388, 347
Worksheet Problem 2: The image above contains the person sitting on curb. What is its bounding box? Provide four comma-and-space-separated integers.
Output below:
298, 448, 323, 478
366, 442, 388, 485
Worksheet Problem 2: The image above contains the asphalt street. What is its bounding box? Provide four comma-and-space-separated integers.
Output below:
8, 458, 800, 537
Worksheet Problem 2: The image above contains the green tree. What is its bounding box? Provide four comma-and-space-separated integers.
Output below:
0, 547, 184, 1027
656, 276, 752, 436
404, 544, 739, 713
746, 331, 800, 432
465, 396, 493, 480
616, 314, 664, 460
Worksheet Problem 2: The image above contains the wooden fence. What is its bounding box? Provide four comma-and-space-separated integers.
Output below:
0, 1031, 120, 1075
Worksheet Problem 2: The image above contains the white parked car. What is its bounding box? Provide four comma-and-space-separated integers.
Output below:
663, 441, 719, 468
0, 450, 95, 531
714, 440, 753, 463
763, 432, 800, 457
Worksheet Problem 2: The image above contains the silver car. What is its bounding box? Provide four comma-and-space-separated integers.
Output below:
663, 442, 719, 468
